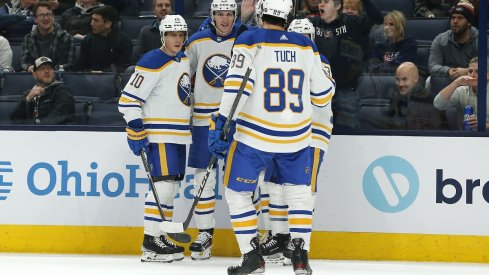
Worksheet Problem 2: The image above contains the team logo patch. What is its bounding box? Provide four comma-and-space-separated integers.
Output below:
178, 73, 191, 106
203, 54, 230, 88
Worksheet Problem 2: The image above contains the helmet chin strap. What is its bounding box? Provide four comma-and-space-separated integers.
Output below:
160, 37, 178, 56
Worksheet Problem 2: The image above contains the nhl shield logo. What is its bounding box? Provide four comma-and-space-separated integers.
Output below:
203, 54, 230, 88
178, 73, 191, 106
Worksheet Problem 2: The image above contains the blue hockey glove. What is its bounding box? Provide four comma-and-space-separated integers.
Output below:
208, 114, 230, 159
126, 119, 149, 156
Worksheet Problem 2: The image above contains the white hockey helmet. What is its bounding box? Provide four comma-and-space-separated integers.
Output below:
159, 15, 188, 45
210, 0, 237, 17
260, 0, 293, 20
254, 0, 264, 26
288, 18, 315, 40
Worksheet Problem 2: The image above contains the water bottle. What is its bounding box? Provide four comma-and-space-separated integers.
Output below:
463, 105, 473, 131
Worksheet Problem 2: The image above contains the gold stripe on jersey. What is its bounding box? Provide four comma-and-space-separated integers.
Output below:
136, 59, 175, 72
224, 141, 238, 187
311, 148, 321, 193
239, 112, 311, 128
158, 144, 169, 176
194, 102, 221, 107
312, 135, 330, 145
311, 92, 333, 106
312, 122, 332, 133
143, 117, 191, 123
187, 37, 236, 49
234, 43, 313, 51
237, 128, 311, 144
148, 131, 192, 136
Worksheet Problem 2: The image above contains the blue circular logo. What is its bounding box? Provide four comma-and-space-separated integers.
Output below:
203, 54, 230, 88
177, 73, 191, 106
362, 156, 419, 213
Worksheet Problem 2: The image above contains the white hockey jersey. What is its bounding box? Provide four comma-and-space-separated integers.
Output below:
311, 54, 335, 151
118, 49, 192, 145
219, 28, 335, 153
184, 25, 244, 126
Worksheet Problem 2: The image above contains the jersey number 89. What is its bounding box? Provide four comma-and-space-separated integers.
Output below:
264, 68, 304, 113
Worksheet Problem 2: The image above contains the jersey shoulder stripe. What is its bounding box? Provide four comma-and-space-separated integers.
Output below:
136, 49, 188, 71
234, 29, 316, 50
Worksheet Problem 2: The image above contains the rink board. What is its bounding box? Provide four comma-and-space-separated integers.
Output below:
1, 131, 489, 262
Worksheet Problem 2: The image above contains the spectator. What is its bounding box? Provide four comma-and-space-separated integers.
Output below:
133, 0, 172, 62
428, 2, 484, 80
310, 0, 383, 129
367, 10, 417, 74
11, 56, 75, 124
0, 34, 13, 71
0, 0, 36, 40
58, 0, 104, 39
21, 2, 75, 72
297, 0, 319, 18
414, 0, 459, 18
56, 0, 75, 15
389, 62, 445, 130
75, 5, 132, 72
434, 57, 489, 130
343, 0, 362, 16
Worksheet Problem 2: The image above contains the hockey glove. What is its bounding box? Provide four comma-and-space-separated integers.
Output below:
208, 113, 230, 159
126, 119, 149, 156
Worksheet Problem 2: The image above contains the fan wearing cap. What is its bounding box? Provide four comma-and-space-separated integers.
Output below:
428, 1, 485, 80
10, 56, 75, 125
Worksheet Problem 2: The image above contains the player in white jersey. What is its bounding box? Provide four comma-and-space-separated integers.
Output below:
208, 0, 335, 274
118, 15, 191, 263
184, 0, 248, 261
260, 18, 336, 265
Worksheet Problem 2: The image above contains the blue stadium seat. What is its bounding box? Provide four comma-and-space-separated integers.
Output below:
120, 17, 156, 41
405, 18, 450, 46
430, 74, 450, 95
62, 73, 119, 100
87, 100, 125, 125
416, 45, 430, 71
358, 98, 396, 129
0, 72, 36, 96
0, 96, 22, 124
370, 0, 414, 17
10, 43, 22, 72
356, 73, 397, 99
186, 17, 207, 35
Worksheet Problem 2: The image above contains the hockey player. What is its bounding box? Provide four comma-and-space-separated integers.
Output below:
260, 17, 335, 265
118, 15, 191, 263
184, 0, 248, 261
208, 0, 335, 274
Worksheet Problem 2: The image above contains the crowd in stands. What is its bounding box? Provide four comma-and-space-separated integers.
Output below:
0, 0, 487, 130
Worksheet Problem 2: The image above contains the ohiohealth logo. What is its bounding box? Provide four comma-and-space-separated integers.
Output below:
0, 161, 13, 201
362, 156, 419, 213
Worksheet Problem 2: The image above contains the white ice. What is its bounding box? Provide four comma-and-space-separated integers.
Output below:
1, 254, 489, 275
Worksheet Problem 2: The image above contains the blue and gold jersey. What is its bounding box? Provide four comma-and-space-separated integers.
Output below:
118, 49, 192, 145
219, 28, 335, 153
184, 24, 243, 126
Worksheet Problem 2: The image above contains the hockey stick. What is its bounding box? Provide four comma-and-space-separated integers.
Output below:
160, 46, 262, 233
140, 150, 192, 243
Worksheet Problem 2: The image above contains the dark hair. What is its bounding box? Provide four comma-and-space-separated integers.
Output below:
33, 2, 53, 14
92, 5, 120, 24
262, 14, 287, 27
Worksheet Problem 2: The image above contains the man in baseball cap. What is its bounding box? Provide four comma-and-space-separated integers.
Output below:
33, 56, 55, 71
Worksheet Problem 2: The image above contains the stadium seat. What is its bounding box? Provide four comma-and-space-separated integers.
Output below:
356, 73, 397, 99
120, 17, 156, 41
405, 18, 450, 46
10, 43, 22, 72
370, 0, 414, 17
186, 17, 207, 35
0, 96, 22, 124
430, 74, 450, 95
62, 72, 119, 100
0, 72, 36, 96
357, 98, 397, 129
87, 100, 125, 125
415, 45, 430, 71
